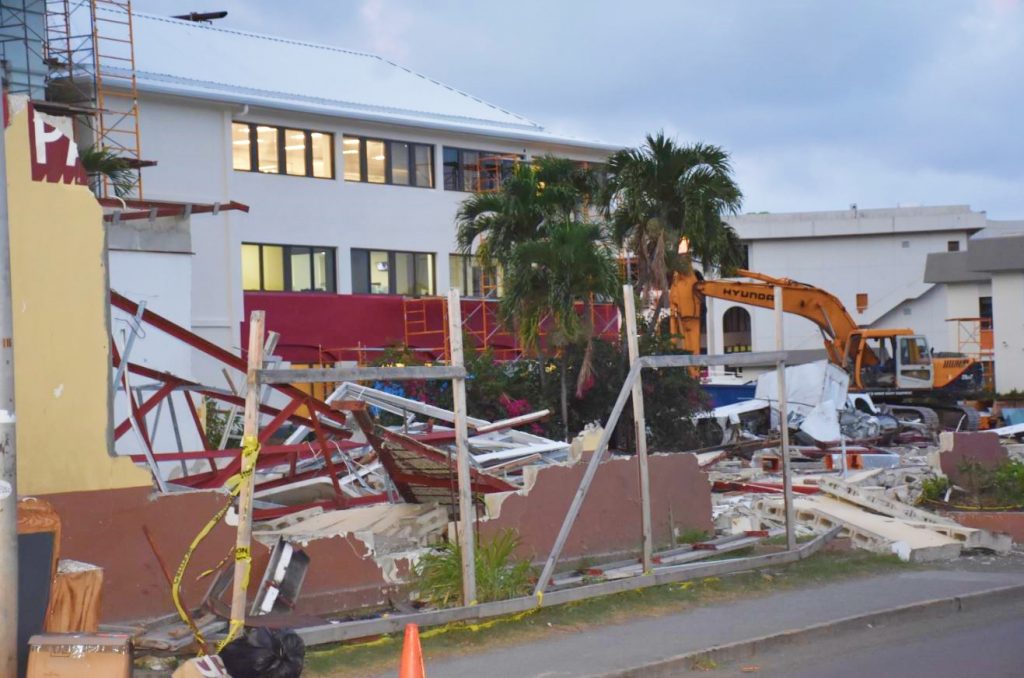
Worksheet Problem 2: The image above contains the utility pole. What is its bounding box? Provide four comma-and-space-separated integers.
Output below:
0, 94, 19, 676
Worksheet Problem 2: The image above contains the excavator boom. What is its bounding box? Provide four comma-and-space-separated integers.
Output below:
668, 268, 860, 364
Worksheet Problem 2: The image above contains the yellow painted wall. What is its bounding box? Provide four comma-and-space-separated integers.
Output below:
5, 104, 150, 494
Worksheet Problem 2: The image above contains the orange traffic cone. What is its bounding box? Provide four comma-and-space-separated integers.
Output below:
399, 623, 425, 678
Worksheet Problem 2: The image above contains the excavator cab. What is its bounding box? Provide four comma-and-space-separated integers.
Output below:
846, 330, 933, 391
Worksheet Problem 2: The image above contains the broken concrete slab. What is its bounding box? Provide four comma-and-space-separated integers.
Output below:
817, 477, 1011, 554
754, 495, 962, 562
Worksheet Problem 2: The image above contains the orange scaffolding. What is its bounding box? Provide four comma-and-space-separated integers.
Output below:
42, 0, 145, 197
949, 316, 994, 390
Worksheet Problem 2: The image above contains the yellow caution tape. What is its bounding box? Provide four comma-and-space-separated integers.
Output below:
171, 435, 261, 654
171, 496, 232, 651
312, 589, 550, 659
919, 497, 1024, 511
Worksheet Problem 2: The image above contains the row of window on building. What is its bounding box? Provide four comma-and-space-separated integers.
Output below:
241, 243, 497, 298
231, 121, 521, 192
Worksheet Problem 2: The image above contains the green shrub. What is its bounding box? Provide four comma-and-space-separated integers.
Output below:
920, 476, 950, 502
415, 529, 534, 608
992, 460, 1024, 505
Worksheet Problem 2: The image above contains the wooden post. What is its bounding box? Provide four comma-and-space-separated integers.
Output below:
774, 286, 797, 551
447, 290, 476, 606
623, 285, 652, 571
229, 310, 265, 635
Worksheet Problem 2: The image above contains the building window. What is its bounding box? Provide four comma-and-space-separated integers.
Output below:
341, 136, 434, 188
948, 240, 960, 252
443, 147, 519, 192
856, 293, 869, 313
231, 122, 251, 171
242, 243, 336, 292
738, 243, 750, 270
232, 122, 334, 179
980, 296, 993, 326
450, 254, 502, 298
722, 307, 751, 354
351, 249, 435, 296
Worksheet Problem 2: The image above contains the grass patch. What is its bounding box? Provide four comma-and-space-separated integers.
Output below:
676, 528, 711, 544
764, 533, 817, 546
304, 549, 907, 677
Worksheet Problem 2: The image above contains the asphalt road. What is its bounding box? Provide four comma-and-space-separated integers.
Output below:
399, 567, 1024, 678
716, 598, 1024, 678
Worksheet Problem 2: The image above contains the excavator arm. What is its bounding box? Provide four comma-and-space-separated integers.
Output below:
668, 267, 861, 365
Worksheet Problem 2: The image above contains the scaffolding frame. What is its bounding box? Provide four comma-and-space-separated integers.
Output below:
0, 0, 48, 98
1, 0, 145, 196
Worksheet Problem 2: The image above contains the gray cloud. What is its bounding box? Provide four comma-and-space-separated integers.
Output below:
132, 0, 1024, 217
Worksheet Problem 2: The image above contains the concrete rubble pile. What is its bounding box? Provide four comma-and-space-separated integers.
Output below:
700, 361, 1018, 563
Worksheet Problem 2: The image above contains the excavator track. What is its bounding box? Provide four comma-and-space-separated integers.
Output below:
885, 405, 941, 435
933, 404, 982, 432
883, 402, 980, 433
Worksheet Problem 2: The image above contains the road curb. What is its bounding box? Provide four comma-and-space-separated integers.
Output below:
594, 582, 1024, 677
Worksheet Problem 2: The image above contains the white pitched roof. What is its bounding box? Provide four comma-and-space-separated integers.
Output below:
99, 8, 616, 151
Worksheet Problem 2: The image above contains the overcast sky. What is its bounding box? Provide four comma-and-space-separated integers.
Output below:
133, 0, 1023, 219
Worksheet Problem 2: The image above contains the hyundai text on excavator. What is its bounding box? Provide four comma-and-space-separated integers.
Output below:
668, 264, 987, 430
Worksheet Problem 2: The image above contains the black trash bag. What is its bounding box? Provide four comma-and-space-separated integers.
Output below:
218, 627, 305, 678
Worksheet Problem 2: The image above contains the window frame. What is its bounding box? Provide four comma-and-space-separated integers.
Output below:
232, 122, 335, 180
341, 135, 435, 188
442, 146, 521, 192
242, 242, 337, 293
449, 253, 502, 298
351, 248, 437, 296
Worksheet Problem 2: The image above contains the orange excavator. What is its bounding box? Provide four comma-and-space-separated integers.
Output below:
668, 265, 986, 428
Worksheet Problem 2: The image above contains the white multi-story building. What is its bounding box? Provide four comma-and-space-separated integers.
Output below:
708, 205, 1004, 366
118, 9, 613, 378
924, 223, 1024, 391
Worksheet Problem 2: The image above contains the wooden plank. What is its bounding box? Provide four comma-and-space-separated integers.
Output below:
471, 409, 551, 435
623, 285, 652, 572
229, 310, 265, 640
259, 365, 465, 385
447, 289, 476, 606
775, 285, 797, 552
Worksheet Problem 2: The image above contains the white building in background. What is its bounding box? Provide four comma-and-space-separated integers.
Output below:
708, 205, 1007, 370
115, 8, 613, 378
924, 224, 1024, 392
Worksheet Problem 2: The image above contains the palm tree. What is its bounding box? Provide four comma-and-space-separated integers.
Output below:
79, 146, 136, 198
603, 132, 743, 318
455, 155, 597, 269
500, 221, 621, 439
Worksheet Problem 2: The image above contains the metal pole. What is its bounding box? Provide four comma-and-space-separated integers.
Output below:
774, 285, 797, 551
447, 289, 476, 605
623, 285, 652, 571
228, 310, 265, 637
0, 89, 18, 678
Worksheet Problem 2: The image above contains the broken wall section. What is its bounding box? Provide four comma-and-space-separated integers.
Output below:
481, 452, 713, 565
